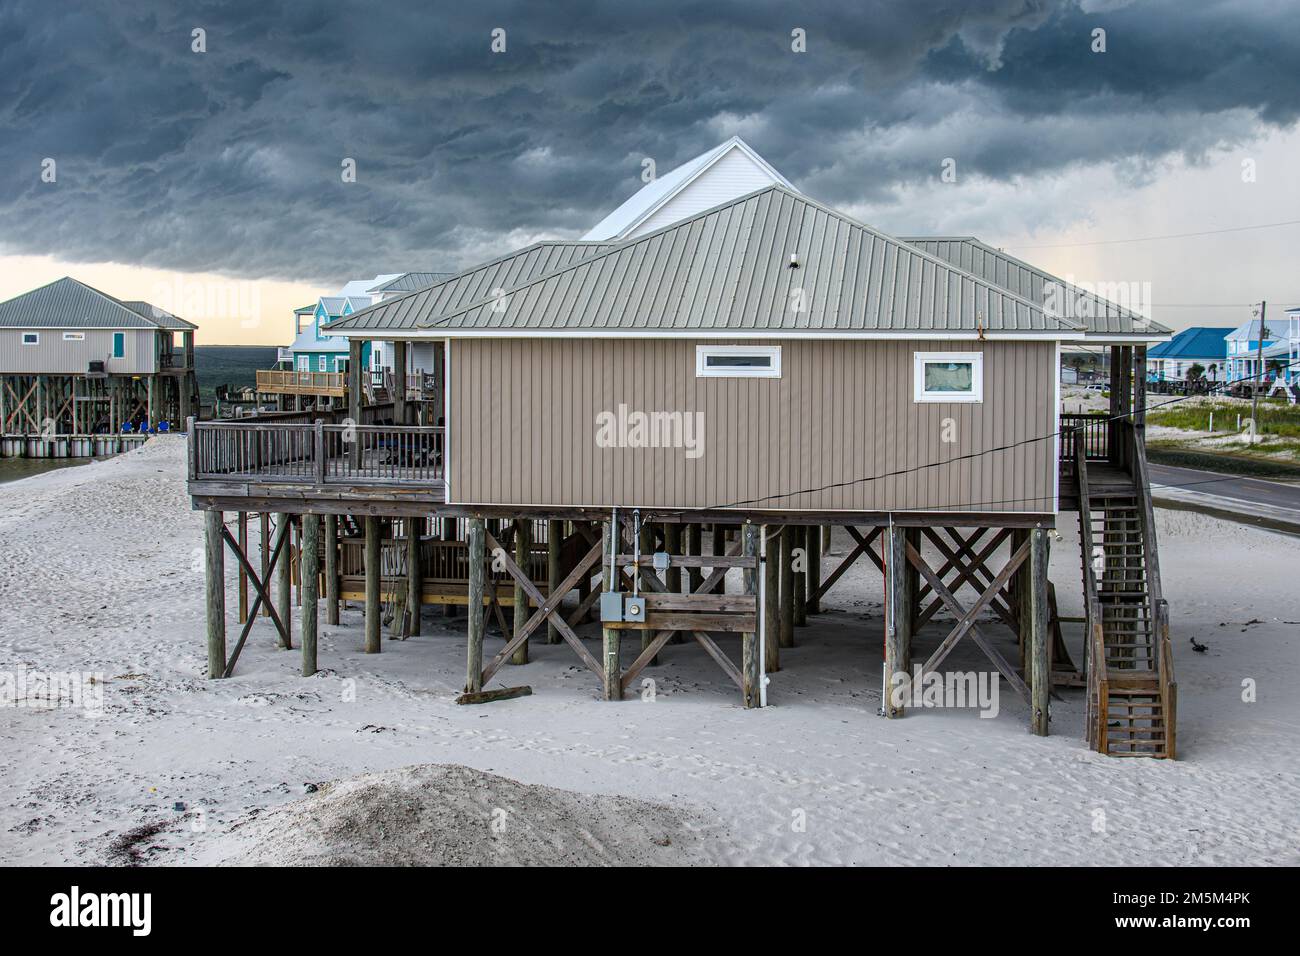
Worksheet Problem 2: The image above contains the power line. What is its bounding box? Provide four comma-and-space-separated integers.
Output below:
1004, 218, 1300, 250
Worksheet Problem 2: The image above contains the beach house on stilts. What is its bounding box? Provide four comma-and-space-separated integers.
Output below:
189, 139, 1176, 757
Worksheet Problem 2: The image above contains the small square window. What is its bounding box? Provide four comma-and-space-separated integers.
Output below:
696, 345, 781, 378
62, 331, 85, 341
21, 332, 39, 345
914, 351, 983, 403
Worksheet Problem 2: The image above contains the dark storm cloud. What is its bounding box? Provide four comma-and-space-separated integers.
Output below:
0, 0, 1296, 281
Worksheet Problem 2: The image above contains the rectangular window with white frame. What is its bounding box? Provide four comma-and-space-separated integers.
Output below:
21, 332, 39, 345
695, 345, 781, 378
62, 331, 86, 341
914, 351, 984, 403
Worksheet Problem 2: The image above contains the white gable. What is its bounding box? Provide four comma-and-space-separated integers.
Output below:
582, 136, 795, 241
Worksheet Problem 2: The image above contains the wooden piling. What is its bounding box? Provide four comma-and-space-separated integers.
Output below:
547, 520, 563, 644
602, 520, 622, 701
742, 522, 761, 708
325, 514, 340, 625
806, 524, 821, 614
711, 523, 726, 593
258, 512, 271, 622
204, 509, 226, 679
364, 515, 381, 654
793, 526, 808, 627
393, 340, 408, 425
466, 518, 485, 693
407, 516, 423, 636
779, 525, 795, 648
883, 524, 908, 718
511, 519, 531, 665
275, 513, 292, 650
639, 520, 658, 664
686, 523, 703, 593
301, 513, 320, 677
1029, 527, 1051, 736
904, 527, 920, 672
237, 511, 249, 624
763, 525, 780, 673
442, 516, 459, 617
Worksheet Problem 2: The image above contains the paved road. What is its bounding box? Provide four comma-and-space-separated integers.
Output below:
1148, 462, 1300, 531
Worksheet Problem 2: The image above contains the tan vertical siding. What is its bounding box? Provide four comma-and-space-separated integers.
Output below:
451, 337, 1057, 514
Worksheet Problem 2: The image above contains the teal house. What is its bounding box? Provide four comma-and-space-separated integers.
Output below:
279, 296, 375, 373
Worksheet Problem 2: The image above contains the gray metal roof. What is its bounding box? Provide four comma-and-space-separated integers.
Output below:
0, 277, 195, 330
367, 272, 455, 294
348, 187, 1082, 336
902, 237, 1171, 337
324, 241, 618, 333
120, 301, 198, 330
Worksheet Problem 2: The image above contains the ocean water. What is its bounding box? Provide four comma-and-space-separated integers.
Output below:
0, 457, 91, 485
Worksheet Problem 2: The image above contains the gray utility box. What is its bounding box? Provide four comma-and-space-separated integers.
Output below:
600, 593, 648, 623
600, 592, 625, 622
624, 595, 647, 623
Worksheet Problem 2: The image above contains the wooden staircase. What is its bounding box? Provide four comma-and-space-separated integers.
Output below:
1075, 431, 1177, 758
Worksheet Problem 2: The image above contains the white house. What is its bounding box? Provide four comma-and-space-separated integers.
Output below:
1225, 317, 1279, 383
582, 136, 795, 241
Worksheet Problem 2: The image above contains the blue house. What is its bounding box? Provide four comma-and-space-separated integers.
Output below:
1148, 326, 1232, 384
280, 295, 375, 373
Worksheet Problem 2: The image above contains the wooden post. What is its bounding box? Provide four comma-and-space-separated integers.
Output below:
275, 514, 292, 650
763, 525, 780, 673
806, 525, 821, 614
793, 525, 808, 627
407, 515, 423, 636
547, 520, 563, 644
1029, 527, 1051, 736
664, 524, 682, 593
301, 513, 320, 676
904, 527, 920, 672
393, 340, 408, 425
466, 518, 486, 693
639, 520, 657, 664
742, 522, 761, 708
325, 514, 340, 625
236, 512, 249, 624
204, 509, 226, 679
711, 523, 726, 593
442, 516, 459, 617
511, 519, 531, 665
364, 515, 381, 654
883, 524, 908, 718
1013, 528, 1030, 672
686, 523, 703, 593
258, 512, 271, 623
348, 338, 363, 469
602, 520, 622, 701
779, 525, 795, 648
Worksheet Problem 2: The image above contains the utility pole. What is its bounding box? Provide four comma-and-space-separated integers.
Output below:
1251, 300, 1267, 444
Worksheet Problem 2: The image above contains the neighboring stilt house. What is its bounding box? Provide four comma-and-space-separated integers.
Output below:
1, 276, 198, 455
190, 143, 1176, 758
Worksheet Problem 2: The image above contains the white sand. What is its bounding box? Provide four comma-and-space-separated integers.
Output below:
1, 438, 1298, 866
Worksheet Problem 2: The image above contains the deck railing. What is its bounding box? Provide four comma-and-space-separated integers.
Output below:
255, 369, 348, 394
190, 420, 444, 485
1060, 412, 1110, 468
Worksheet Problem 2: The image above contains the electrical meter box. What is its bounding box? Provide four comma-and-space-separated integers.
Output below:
624, 595, 647, 622
600, 591, 625, 622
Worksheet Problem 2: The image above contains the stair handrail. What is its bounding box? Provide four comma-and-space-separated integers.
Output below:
1074, 435, 1108, 750
1131, 418, 1176, 758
